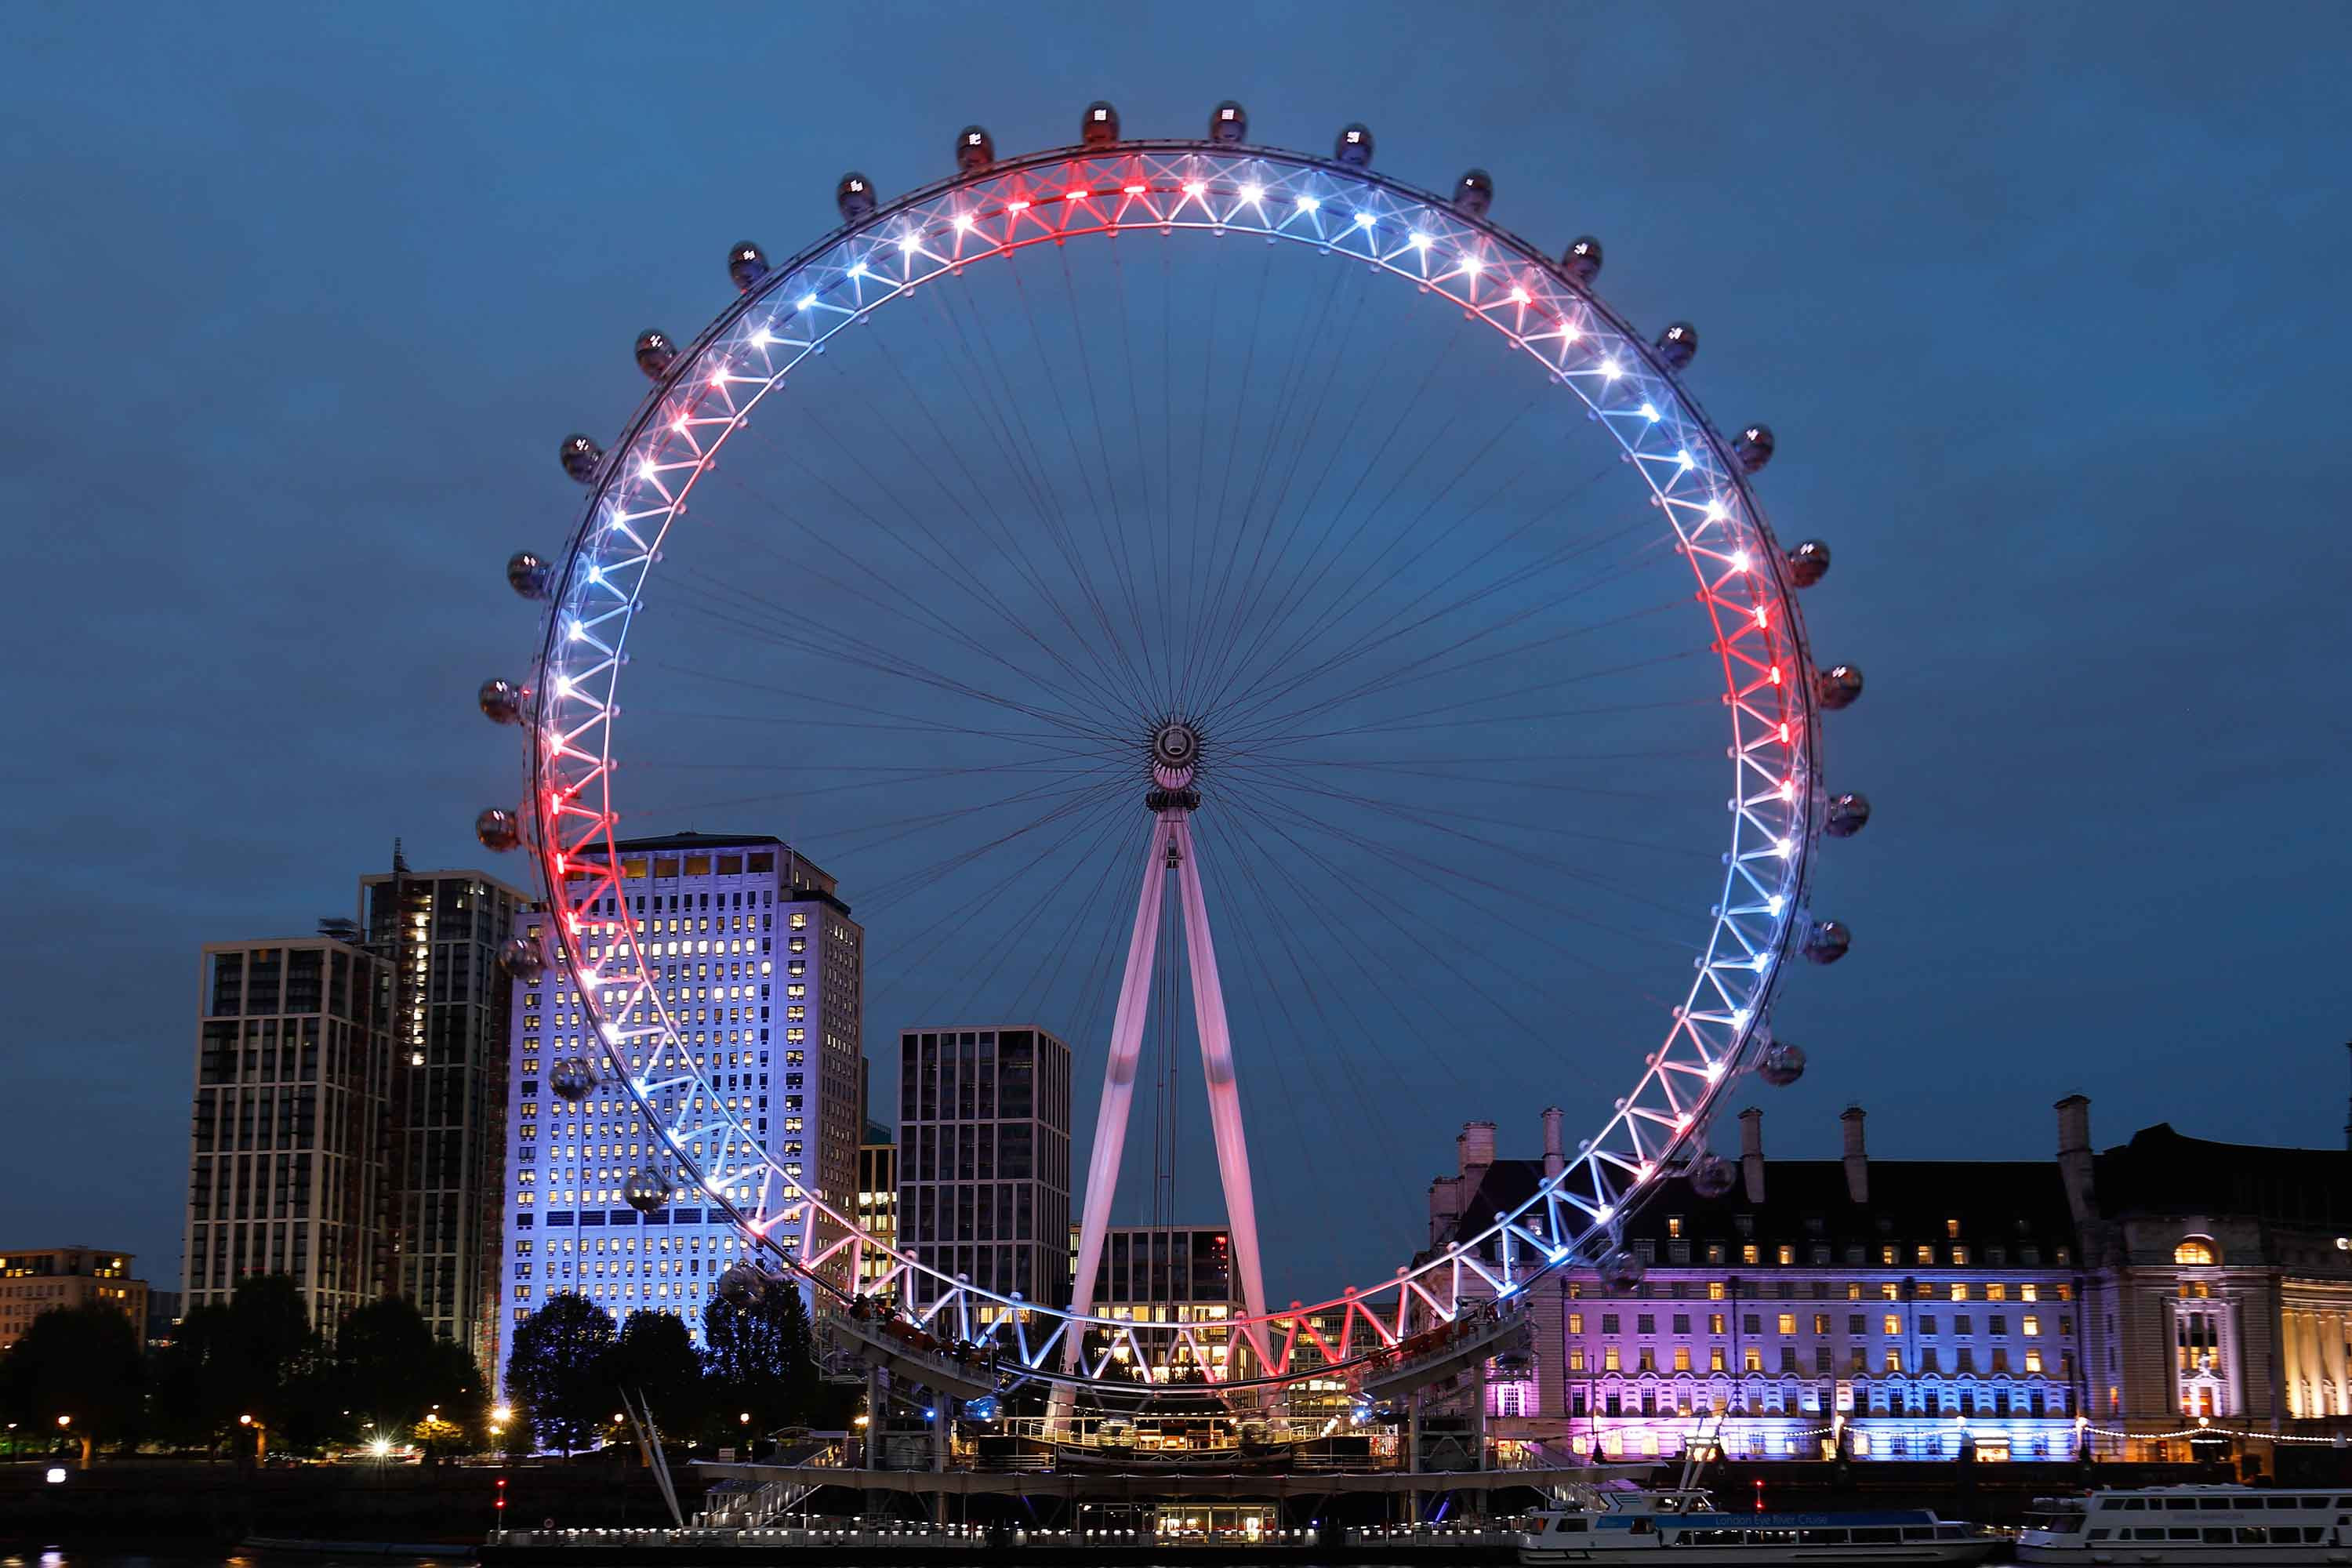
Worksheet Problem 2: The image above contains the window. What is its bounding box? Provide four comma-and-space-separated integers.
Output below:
1667, 1216, 1682, 1238
1709, 1313, 1726, 1334
1884, 1348, 1901, 1373
1951, 1246, 1969, 1265
1567, 1312, 1583, 1335
1777, 1244, 1795, 1265
1744, 1346, 1762, 1371
2023, 1315, 2041, 1337
1778, 1313, 1797, 1335
1710, 1346, 1726, 1372
1708, 1281, 1726, 1301
1603, 1345, 1621, 1371
2173, 1238, 2217, 1265
2026, 1348, 2044, 1374
1742, 1243, 1760, 1265
1674, 1345, 1692, 1371
1882, 1314, 1900, 1335
1915, 1244, 1934, 1265
1946, 1218, 1960, 1238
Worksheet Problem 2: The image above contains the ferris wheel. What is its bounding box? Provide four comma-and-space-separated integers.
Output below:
475, 100, 1869, 1397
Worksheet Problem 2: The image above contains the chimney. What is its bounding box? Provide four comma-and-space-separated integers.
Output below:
1738, 1107, 1766, 1204
1542, 1106, 1565, 1179
1840, 1105, 1869, 1205
1459, 1120, 1497, 1179
2056, 1094, 2095, 1225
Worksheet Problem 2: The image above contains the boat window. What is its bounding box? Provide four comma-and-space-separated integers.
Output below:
2087, 1529, 2111, 1541
2168, 1527, 2200, 1541
2164, 1498, 2197, 1510
2118, 1497, 2145, 1510
1798, 1530, 1847, 1544
1851, 1527, 1899, 1544
2198, 1498, 2234, 1510
1559, 1519, 1587, 1532
2266, 1497, 2301, 1508
2132, 1527, 2166, 1540
1900, 1527, 1930, 1541
2237, 1527, 2267, 1543
2312, 1527, 2334, 1543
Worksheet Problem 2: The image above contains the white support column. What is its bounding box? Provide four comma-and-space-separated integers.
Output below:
1171, 814, 1272, 1377
1062, 814, 1174, 1372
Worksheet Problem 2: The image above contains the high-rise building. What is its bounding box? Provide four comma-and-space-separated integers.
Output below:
896, 1025, 1072, 1316
857, 1134, 898, 1296
0, 1247, 149, 1352
358, 855, 531, 1373
498, 833, 863, 1353
183, 934, 390, 1332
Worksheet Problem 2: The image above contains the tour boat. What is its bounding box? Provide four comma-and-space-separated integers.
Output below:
1517, 1485, 1994, 1564
2016, 1483, 2352, 1564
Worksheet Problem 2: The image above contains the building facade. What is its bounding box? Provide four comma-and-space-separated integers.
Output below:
2062, 1097, 2352, 1458
896, 1025, 1072, 1315
858, 1133, 898, 1296
1075, 1223, 1238, 1381
1428, 1105, 2089, 1463
0, 1248, 148, 1352
358, 857, 530, 1371
183, 935, 390, 1332
499, 833, 864, 1358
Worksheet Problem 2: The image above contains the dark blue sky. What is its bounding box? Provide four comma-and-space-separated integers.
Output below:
5, 3, 2348, 1288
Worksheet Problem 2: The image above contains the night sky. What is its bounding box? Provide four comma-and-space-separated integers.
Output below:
5, 3, 2348, 1297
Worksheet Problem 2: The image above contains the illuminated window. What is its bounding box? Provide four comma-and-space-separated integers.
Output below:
1674, 1345, 1691, 1371
1603, 1345, 1621, 1371
1950, 1283, 1969, 1301
2173, 1238, 2217, 1265
1883, 1348, 1901, 1373
1708, 1282, 1726, 1301
1567, 1313, 1583, 1334
1743, 1346, 1762, 1372
1915, 1245, 1934, 1265
1777, 1313, 1797, 1335
1568, 1346, 1584, 1371
1879, 1245, 1897, 1265
1710, 1346, 1726, 1372
1777, 1243, 1795, 1265
2025, 1348, 2043, 1374
1950, 1246, 1969, 1266
1880, 1283, 1899, 1301
1985, 1283, 2006, 1301
1882, 1314, 1900, 1335
1666, 1217, 1682, 1239
1945, 1218, 1960, 1238
1708, 1313, 1725, 1334
1741, 1244, 1760, 1265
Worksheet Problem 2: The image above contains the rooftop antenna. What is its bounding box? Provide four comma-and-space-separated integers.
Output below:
392, 836, 408, 874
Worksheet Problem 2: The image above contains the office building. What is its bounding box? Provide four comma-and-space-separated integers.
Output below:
858, 1133, 898, 1296
1427, 1104, 2088, 1463
1076, 1223, 1237, 1381
183, 934, 390, 1332
896, 1025, 1072, 1315
0, 1247, 149, 1352
499, 833, 863, 1351
358, 854, 531, 1372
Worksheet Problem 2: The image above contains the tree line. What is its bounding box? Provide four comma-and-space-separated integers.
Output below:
0, 1276, 837, 1459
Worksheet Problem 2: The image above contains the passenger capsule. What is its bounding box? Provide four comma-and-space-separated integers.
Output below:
1209, 100, 1247, 143
1334, 122, 1374, 167
728, 241, 769, 292
558, 434, 604, 485
1733, 423, 1776, 474
1655, 321, 1698, 372
1817, 663, 1864, 710
1825, 792, 1871, 839
717, 1263, 770, 1309
1453, 169, 1494, 219
1081, 100, 1120, 146
506, 551, 554, 601
1758, 1040, 1807, 1087
1493, 1350, 1535, 1379
475, 808, 522, 853
1599, 1248, 1646, 1289
499, 934, 546, 983
1561, 236, 1602, 285
836, 172, 877, 223
1689, 1152, 1737, 1199
624, 1168, 675, 1215
633, 330, 677, 381
1786, 539, 1831, 587
1803, 920, 1852, 965
955, 125, 994, 173
550, 1056, 597, 1102
478, 677, 529, 725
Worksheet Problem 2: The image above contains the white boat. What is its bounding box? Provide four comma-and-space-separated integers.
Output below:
2016, 1483, 2352, 1564
1517, 1484, 1993, 1564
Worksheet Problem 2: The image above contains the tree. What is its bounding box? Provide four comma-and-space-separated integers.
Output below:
328, 1296, 488, 1452
611, 1310, 704, 1437
701, 1285, 817, 1436
505, 1292, 617, 1454
0, 1303, 143, 1462
146, 1301, 240, 1450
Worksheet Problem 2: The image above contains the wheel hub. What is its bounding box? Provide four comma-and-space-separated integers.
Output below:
1149, 719, 1203, 799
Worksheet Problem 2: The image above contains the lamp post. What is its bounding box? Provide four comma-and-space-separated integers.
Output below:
238, 1413, 266, 1466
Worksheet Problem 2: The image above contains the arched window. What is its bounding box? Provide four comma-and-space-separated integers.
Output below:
2174, 1237, 2218, 1265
